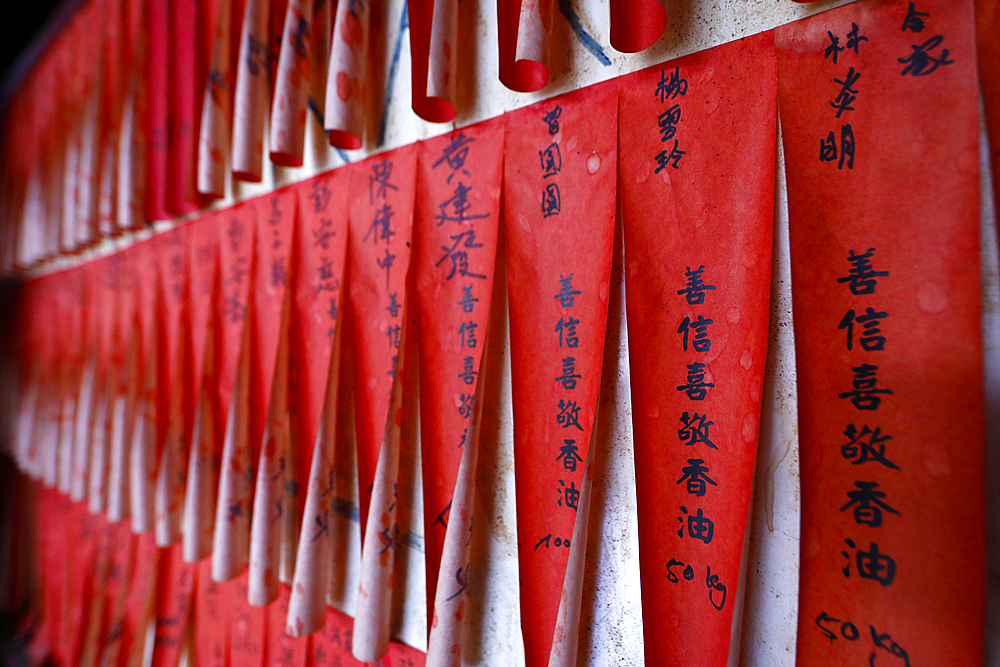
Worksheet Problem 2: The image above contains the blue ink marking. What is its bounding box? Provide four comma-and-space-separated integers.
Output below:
308, 96, 352, 164
557, 0, 612, 66
378, 0, 409, 148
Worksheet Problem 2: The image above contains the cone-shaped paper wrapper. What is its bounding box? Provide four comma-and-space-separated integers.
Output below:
88, 257, 119, 513
232, 0, 272, 182
775, 2, 985, 664
412, 117, 503, 666
408, 0, 457, 123
503, 80, 617, 667
108, 251, 138, 522
286, 168, 351, 636
198, 0, 238, 198
212, 201, 258, 581
324, 0, 369, 150
247, 188, 297, 605
609, 0, 666, 53
183, 214, 225, 561
168, 0, 201, 215
345, 145, 417, 662
131, 240, 160, 534
497, 0, 550, 92
192, 558, 230, 667
149, 544, 197, 667
618, 32, 776, 667
270, 0, 315, 167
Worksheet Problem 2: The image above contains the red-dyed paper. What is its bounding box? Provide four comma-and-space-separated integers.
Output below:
247, 187, 297, 605
183, 213, 224, 561
307, 606, 364, 667
120, 532, 159, 667
408, 0, 457, 122
198, 0, 243, 197
212, 200, 258, 581
108, 250, 138, 522
413, 117, 504, 666
95, 520, 136, 667
324, 0, 369, 149
228, 571, 267, 667
131, 239, 161, 534
776, 2, 985, 664
146, 0, 171, 220
497, 0, 550, 92
154, 227, 192, 546
618, 32, 776, 667
88, 256, 119, 513
168, 0, 201, 215
609, 0, 666, 53
232, 0, 271, 181
287, 167, 351, 636
70, 263, 98, 502
978, 0, 1000, 241
150, 545, 197, 667
346, 144, 417, 662
270, 0, 314, 166
503, 81, 618, 667
193, 558, 230, 667
264, 585, 309, 666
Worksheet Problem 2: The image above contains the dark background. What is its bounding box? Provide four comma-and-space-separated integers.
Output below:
1, 0, 68, 104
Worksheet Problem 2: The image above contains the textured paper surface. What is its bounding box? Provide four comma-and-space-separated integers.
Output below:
609, 0, 666, 52
324, 0, 369, 149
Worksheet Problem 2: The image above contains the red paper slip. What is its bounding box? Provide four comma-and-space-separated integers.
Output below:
264, 584, 309, 666
609, 0, 666, 53
121, 532, 160, 667
131, 239, 161, 534
269, 0, 314, 167
286, 168, 351, 636
146, 0, 170, 221
193, 558, 230, 667
324, 0, 369, 149
978, 0, 1000, 244
212, 201, 258, 582
232, 0, 271, 182
497, 0, 551, 92
776, 2, 985, 665
197, 0, 239, 198
229, 570, 267, 667
88, 256, 118, 513
408, 0, 457, 122
618, 32, 777, 667
108, 250, 138, 523
150, 544, 197, 667
346, 144, 417, 662
307, 606, 364, 667
503, 80, 618, 667
413, 117, 503, 666
168, 0, 200, 215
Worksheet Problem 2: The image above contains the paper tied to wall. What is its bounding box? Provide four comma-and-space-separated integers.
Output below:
776, 1, 985, 664
503, 79, 618, 667
618, 32, 777, 667
345, 144, 417, 662
412, 116, 504, 667
286, 167, 351, 636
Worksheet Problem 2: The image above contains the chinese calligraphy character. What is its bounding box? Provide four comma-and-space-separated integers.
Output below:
555, 357, 582, 390
654, 140, 686, 172
838, 248, 888, 294
677, 459, 717, 497
899, 35, 954, 76
556, 399, 584, 431
270, 257, 287, 288
309, 178, 331, 212
543, 105, 562, 135
838, 363, 893, 410
819, 124, 856, 170
437, 229, 487, 280
458, 393, 474, 418
677, 315, 713, 352
677, 362, 714, 401
654, 66, 688, 103
312, 218, 337, 248
557, 439, 583, 472
458, 356, 477, 385
678, 412, 717, 449
385, 292, 401, 318
432, 132, 475, 183
902, 2, 929, 32
824, 31, 844, 64
830, 67, 861, 118
854, 541, 896, 586
658, 105, 682, 142
555, 316, 580, 348
840, 481, 900, 527
377, 248, 396, 290
387, 325, 401, 349
458, 284, 478, 313
557, 479, 580, 510
458, 320, 477, 348
842, 424, 899, 470
365, 205, 396, 245
839, 307, 888, 351
845, 23, 868, 54
706, 566, 727, 611
677, 266, 716, 305
677, 506, 714, 544
554, 274, 581, 308
435, 182, 490, 226
539, 143, 562, 178
542, 183, 561, 217
369, 159, 398, 202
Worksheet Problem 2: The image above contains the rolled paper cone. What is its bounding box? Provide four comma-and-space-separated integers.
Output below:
618, 33, 776, 666
149, 545, 197, 667
197, 0, 234, 198
269, 0, 315, 167
609, 0, 666, 53
181, 351, 220, 561
308, 0, 331, 117
232, 0, 272, 182
776, 2, 985, 664
70, 355, 96, 502
503, 80, 617, 667
324, 0, 369, 150
61, 134, 80, 253
192, 559, 229, 667
130, 242, 160, 534
88, 260, 118, 514
75, 88, 102, 249
409, 0, 457, 123
167, 0, 200, 215
497, 0, 549, 92
146, 0, 170, 220
116, 72, 147, 232
978, 0, 1000, 246
97, 137, 117, 237
107, 324, 138, 522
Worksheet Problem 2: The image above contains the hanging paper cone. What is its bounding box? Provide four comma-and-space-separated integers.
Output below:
97, 0, 123, 239
149, 544, 197, 667
408, 0, 457, 123
117, 0, 147, 231
198, 0, 237, 198
120, 532, 160, 667
192, 559, 230, 667
618, 32, 777, 667
497, 0, 550, 92
183, 214, 224, 562
775, 2, 985, 665
232, 0, 272, 182
108, 251, 139, 522
412, 117, 504, 666
270, 0, 315, 167
609, 0, 666, 53
324, 0, 369, 150
286, 168, 351, 636
978, 0, 1000, 243
88, 256, 120, 514
146, 0, 171, 220
246, 187, 297, 605
345, 144, 417, 663
56, 270, 85, 495
131, 240, 162, 534
211, 201, 258, 581
168, 0, 201, 215
228, 570, 267, 667
70, 265, 97, 502
74, 0, 105, 249
154, 227, 193, 547
307, 0, 331, 121
503, 80, 618, 667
